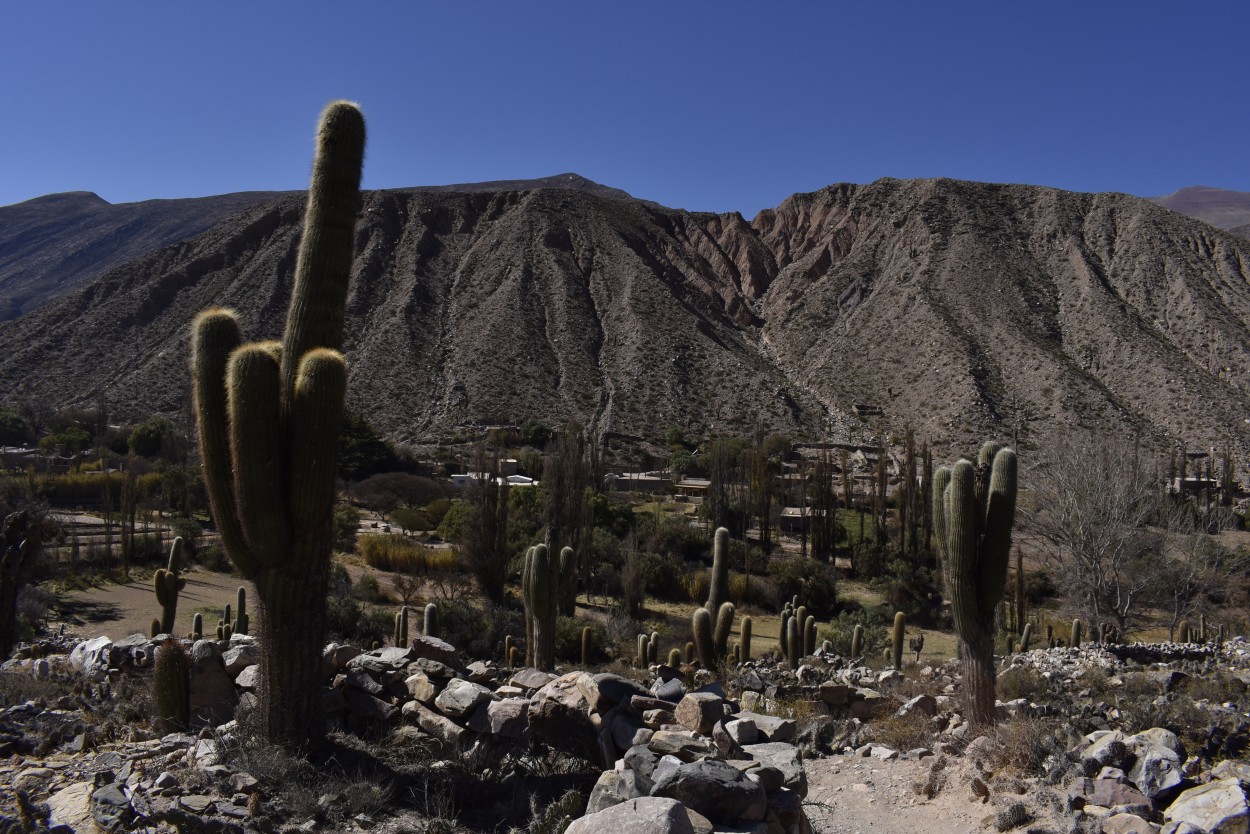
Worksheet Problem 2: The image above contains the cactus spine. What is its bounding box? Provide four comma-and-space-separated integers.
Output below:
706, 527, 730, 616
234, 587, 249, 636
891, 611, 906, 670
523, 545, 557, 670
153, 537, 186, 635
933, 442, 1018, 725
692, 606, 715, 669
740, 615, 753, 661
154, 638, 190, 734
190, 101, 364, 750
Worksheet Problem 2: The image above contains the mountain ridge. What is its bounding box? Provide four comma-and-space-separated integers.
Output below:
1, 176, 1248, 462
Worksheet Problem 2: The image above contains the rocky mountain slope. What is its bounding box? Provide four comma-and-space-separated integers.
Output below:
1, 177, 1248, 458
0, 174, 640, 324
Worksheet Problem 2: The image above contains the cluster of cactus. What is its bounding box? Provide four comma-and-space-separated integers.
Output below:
189, 101, 365, 750
153, 638, 190, 735
522, 544, 571, 670
153, 537, 186, 635
394, 605, 409, 647
636, 631, 660, 666
779, 595, 816, 668
933, 442, 1018, 726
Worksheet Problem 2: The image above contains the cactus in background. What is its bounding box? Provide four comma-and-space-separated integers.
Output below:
224, 604, 231, 634
786, 616, 799, 668
713, 602, 735, 659
150, 618, 161, 639
192, 613, 203, 640
850, 624, 864, 660
508, 645, 519, 667
706, 527, 730, 616
154, 638, 190, 734
740, 615, 753, 661
649, 631, 660, 665
504, 634, 514, 663
933, 442, 1018, 725
217, 620, 232, 642
779, 607, 791, 657
190, 101, 364, 750
684, 641, 694, 663
692, 606, 715, 669
637, 633, 649, 667
153, 537, 186, 635
1071, 618, 1082, 647
523, 545, 557, 670
581, 625, 592, 667
1200, 613, 1207, 643
795, 605, 808, 636
421, 602, 438, 638
1019, 622, 1035, 652
891, 611, 906, 670
394, 606, 409, 647
668, 647, 682, 667
558, 546, 578, 618
803, 615, 816, 656
234, 587, 249, 636
1176, 619, 1191, 644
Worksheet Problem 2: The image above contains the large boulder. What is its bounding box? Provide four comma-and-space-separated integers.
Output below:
69, 636, 113, 677
675, 693, 725, 735
188, 640, 238, 728
741, 742, 808, 798
411, 635, 461, 668
566, 797, 693, 834
529, 672, 596, 751
588, 769, 650, 813
734, 711, 795, 743
435, 678, 492, 719
650, 759, 767, 824
1126, 728, 1186, 801
1164, 778, 1249, 834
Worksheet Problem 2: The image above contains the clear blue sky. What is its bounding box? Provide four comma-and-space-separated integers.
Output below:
2, 2, 1246, 217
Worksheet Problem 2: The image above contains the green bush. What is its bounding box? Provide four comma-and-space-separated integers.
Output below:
195, 545, 234, 574
556, 616, 611, 664
640, 551, 688, 602
352, 572, 383, 603
769, 557, 838, 617
167, 517, 203, 552
819, 606, 891, 659
432, 601, 524, 661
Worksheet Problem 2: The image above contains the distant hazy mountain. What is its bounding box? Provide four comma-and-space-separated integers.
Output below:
0, 174, 642, 322
1151, 186, 1250, 238
2, 177, 1248, 463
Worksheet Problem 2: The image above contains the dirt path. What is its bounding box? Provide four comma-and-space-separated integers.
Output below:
803, 752, 1033, 834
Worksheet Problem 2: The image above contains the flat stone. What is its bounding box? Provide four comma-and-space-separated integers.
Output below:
90, 783, 134, 831
47, 782, 94, 831
349, 646, 418, 673
588, 768, 649, 813
648, 731, 718, 762
180, 794, 215, 813
410, 635, 460, 668
222, 644, 258, 676
734, 711, 795, 743
434, 678, 492, 719
566, 796, 694, 834
741, 742, 808, 798
650, 759, 768, 824
70, 636, 113, 677
510, 668, 557, 691
818, 682, 850, 705
234, 664, 260, 689
897, 694, 937, 718
1102, 813, 1156, 834
487, 698, 530, 738
404, 702, 467, 749
405, 671, 442, 704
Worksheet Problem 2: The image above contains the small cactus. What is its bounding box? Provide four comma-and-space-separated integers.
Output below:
713, 602, 735, 659
850, 624, 864, 660
637, 633, 650, 667
649, 631, 660, 665
891, 611, 906, 670
684, 641, 694, 664
779, 608, 791, 657
1019, 622, 1035, 652
804, 615, 816, 656
424, 603, 438, 639
692, 607, 715, 669
234, 587, 249, 636
508, 645, 519, 667
153, 638, 190, 734
740, 615, 753, 661
668, 647, 682, 667
1071, 618, 1082, 647
581, 625, 592, 667
706, 527, 730, 616
786, 616, 799, 668
192, 613, 203, 640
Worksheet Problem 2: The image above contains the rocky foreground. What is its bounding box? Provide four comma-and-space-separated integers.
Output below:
2, 631, 1250, 833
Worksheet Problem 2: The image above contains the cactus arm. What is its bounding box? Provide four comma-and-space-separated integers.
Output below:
281, 101, 366, 400
191, 309, 254, 572
287, 348, 347, 531
944, 459, 980, 639
977, 447, 1018, 613
226, 345, 289, 562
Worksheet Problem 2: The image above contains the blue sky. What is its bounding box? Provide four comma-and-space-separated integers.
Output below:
2, 2, 1246, 217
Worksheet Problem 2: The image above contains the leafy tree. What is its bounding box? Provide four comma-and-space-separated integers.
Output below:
338, 412, 402, 482
0, 407, 31, 446
390, 506, 429, 534
333, 504, 361, 553
519, 419, 551, 449
38, 426, 91, 455
459, 448, 510, 605
436, 500, 470, 542
129, 415, 174, 459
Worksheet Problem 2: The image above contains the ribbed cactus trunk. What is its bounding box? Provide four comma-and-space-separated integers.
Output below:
524, 545, 557, 670
706, 527, 730, 616
189, 101, 364, 752
933, 443, 1018, 726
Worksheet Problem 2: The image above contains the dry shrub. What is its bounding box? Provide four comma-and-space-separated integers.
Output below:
866, 708, 934, 752
996, 665, 1054, 703
989, 716, 1066, 777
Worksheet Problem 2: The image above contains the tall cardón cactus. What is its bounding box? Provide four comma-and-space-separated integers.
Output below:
932, 442, 1018, 726
706, 527, 730, 616
153, 537, 186, 634
190, 101, 364, 751
524, 544, 558, 670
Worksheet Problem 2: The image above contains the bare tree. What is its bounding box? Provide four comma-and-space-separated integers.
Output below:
460, 446, 510, 605
1023, 434, 1168, 634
